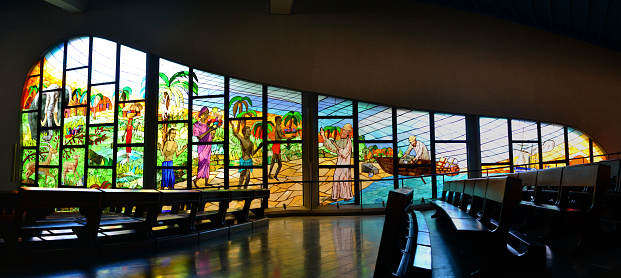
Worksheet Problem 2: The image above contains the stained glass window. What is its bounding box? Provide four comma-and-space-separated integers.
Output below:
396, 109, 433, 195
541, 123, 566, 163
480, 117, 510, 176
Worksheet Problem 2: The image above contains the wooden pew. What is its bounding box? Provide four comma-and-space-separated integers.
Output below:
153, 190, 200, 248
6, 187, 102, 256
195, 189, 230, 240
517, 170, 537, 201
227, 189, 255, 233
374, 187, 432, 278
250, 189, 270, 228
96, 189, 160, 254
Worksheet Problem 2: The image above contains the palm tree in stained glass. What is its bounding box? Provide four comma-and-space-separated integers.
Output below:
120, 86, 131, 102
229, 96, 254, 133
159, 70, 197, 142
90, 93, 104, 119
283, 111, 302, 136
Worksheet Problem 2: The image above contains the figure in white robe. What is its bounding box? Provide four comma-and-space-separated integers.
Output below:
321, 123, 354, 200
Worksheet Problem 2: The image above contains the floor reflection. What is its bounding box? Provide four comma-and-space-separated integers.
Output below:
2, 216, 384, 278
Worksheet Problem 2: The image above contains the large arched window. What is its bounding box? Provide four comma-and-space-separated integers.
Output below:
20, 36, 610, 208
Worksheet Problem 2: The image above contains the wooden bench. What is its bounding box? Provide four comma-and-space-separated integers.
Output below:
227, 189, 255, 233
153, 190, 200, 247
374, 187, 432, 278
5, 187, 102, 256
250, 189, 271, 228
195, 189, 231, 240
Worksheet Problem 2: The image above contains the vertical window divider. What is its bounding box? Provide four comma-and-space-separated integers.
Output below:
564, 126, 570, 166
58, 40, 68, 187
537, 122, 543, 169
392, 107, 398, 189
507, 120, 514, 173
143, 53, 159, 189
429, 113, 437, 199
353, 101, 360, 205
187, 68, 195, 190
224, 77, 230, 190
262, 85, 268, 190
589, 139, 594, 163
108, 42, 122, 189
34, 57, 44, 187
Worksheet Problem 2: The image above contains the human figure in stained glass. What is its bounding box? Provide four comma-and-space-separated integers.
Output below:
121, 102, 143, 154
158, 128, 187, 189
193, 107, 220, 187
400, 135, 430, 164
320, 123, 354, 200
232, 126, 261, 188
269, 116, 291, 181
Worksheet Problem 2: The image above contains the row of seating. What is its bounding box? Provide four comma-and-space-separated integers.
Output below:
0, 187, 270, 260
374, 187, 432, 278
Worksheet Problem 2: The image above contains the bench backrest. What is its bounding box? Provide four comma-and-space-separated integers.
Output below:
558, 164, 610, 211
468, 178, 488, 218
451, 180, 465, 206
459, 179, 476, 211
596, 159, 620, 192
518, 170, 538, 188
534, 167, 563, 204
480, 176, 522, 234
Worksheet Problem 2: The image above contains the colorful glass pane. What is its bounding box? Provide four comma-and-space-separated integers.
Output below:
42, 43, 64, 88
513, 142, 540, 171
592, 142, 607, 162
65, 68, 89, 105
159, 59, 190, 121
22, 149, 37, 184
116, 147, 144, 189
567, 127, 591, 165
63, 109, 86, 145
229, 78, 262, 118
435, 114, 466, 141
38, 167, 59, 188
512, 119, 538, 141
119, 45, 146, 101
268, 87, 302, 140
90, 84, 116, 124
87, 168, 113, 189
157, 168, 187, 190
541, 123, 566, 162
192, 98, 224, 143
39, 130, 60, 166
480, 117, 509, 164
157, 123, 189, 167
396, 109, 430, 160
359, 142, 394, 205
319, 167, 354, 205
195, 70, 225, 96
318, 118, 354, 165
61, 148, 85, 186
117, 101, 145, 144
21, 112, 37, 147
266, 143, 303, 208
358, 103, 392, 140
66, 37, 89, 69
229, 119, 263, 166
192, 144, 225, 188
318, 96, 352, 117
88, 125, 114, 166
228, 169, 262, 189
91, 37, 117, 84
22, 76, 40, 111
435, 143, 467, 176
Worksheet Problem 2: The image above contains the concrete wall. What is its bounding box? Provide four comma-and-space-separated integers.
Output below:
2, 0, 620, 190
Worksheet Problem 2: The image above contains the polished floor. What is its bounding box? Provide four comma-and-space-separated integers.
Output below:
3, 212, 621, 277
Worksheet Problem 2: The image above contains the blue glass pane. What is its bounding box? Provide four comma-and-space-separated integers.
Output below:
91, 38, 117, 84
435, 114, 466, 141
512, 119, 538, 141
66, 37, 89, 69
318, 95, 352, 117
358, 102, 392, 141
480, 117, 509, 164
229, 78, 262, 117
196, 70, 225, 96
119, 45, 146, 100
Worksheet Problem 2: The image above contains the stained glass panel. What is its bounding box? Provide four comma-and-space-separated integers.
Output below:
318, 118, 354, 165
268, 87, 303, 140
157, 123, 189, 167
39, 130, 60, 166
358, 103, 392, 141
319, 168, 354, 205
435, 114, 466, 141
567, 127, 590, 165
38, 167, 59, 188
63, 109, 86, 145
480, 117, 509, 164
22, 112, 37, 147
396, 109, 430, 160
42, 43, 64, 88
91, 38, 117, 84
61, 148, 85, 186
159, 59, 190, 121
318, 96, 352, 117
192, 99, 225, 143
87, 168, 113, 189
22, 76, 40, 111
192, 144, 225, 188
228, 169, 262, 189
513, 142, 540, 171
195, 70, 225, 96
157, 168, 187, 190
229, 120, 263, 166
117, 101, 145, 144
116, 147, 144, 189
90, 84, 116, 124
229, 79, 262, 118
66, 37, 89, 69
541, 123, 566, 162
434, 143, 467, 176
512, 119, 538, 141
359, 142, 394, 205
88, 126, 114, 166
65, 69, 89, 105
119, 45, 146, 101
22, 149, 36, 184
